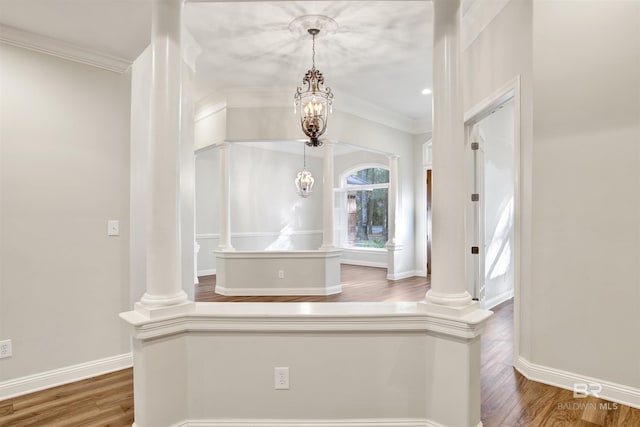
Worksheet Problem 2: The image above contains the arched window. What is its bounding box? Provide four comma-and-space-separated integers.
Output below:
342, 166, 389, 248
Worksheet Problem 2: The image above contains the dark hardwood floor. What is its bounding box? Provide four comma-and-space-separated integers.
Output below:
1, 266, 638, 426
196, 264, 429, 302
479, 299, 640, 426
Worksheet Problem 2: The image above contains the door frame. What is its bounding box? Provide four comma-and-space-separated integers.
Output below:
464, 76, 522, 367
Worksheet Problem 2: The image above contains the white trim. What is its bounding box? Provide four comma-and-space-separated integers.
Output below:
215, 249, 342, 260
481, 290, 514, 310
387, 271, 418, 280
515, 356, 640, 409
461, 0, 512, 51
464, 75, 521, 387
195, 101, 226, 123
196, 230, 323, 240
0, 353, 132, 401
464, 77, 520, 125
339, 163, 390, 188
121, 301, 492, 340
341, 247, 387, 254
197, 268, 216, 277
0, 24, 130, 73
340, 260, 387, 269
198, 233, 219, 240
414, 269, 427, 278
171, 419, 431, 427
214, 285, 342, 296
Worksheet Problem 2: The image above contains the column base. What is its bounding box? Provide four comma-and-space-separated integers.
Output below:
139, 290, 189, 308
386, 242, 405, 280
134, 300, 195, 320
216, 245, 235, 251
422, 289, 475, 316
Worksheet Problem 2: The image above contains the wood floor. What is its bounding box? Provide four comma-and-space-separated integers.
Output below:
196, 264, 429, 302
1, 266, 638, 426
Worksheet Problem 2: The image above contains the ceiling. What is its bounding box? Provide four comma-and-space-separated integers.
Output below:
0, 0, 434, 122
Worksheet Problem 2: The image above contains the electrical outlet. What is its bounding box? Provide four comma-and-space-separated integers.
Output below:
274, 367, 289, 390
278, 270, 284, 279
0, 340, 12, 359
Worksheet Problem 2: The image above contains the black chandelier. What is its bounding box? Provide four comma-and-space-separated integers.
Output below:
294, 28, 334, 147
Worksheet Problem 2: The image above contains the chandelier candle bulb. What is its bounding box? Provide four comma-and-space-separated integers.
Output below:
294, 26, 334, 147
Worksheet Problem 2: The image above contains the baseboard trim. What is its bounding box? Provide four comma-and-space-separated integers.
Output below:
414, 269, 427, 278
481, 289, 514, 310
515, 356, 640, 409
198, 269, 216, 277
214, 285, 342, 296
387, 270, 418, 280
170, 419, 431, 427
0, 352, 132, 401
340, 260, 387, 269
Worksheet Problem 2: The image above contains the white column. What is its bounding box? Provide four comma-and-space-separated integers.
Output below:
425, 0, 472, 307
386, 154, 399, 247
217, 142, 234, 250
320, 141, 335, 250
385, 154, 403, 280
139, 0, 188, 308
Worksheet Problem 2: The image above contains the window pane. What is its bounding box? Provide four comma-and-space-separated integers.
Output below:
344, 167, 389, 249
347, 168, 389, 186
346, 187, 388, 248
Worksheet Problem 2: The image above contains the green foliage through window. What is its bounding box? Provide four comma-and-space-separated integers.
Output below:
345, 168, 389, 249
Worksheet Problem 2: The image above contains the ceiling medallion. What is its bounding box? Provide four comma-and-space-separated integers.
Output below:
292, 16, 337, 147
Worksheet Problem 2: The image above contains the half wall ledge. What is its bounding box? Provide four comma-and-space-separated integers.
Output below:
120, 302, 492, 427
214, 248, 343, 296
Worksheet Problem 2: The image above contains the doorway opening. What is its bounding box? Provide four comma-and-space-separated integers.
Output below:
464, 77, 521, 363
468, 98, 515, 309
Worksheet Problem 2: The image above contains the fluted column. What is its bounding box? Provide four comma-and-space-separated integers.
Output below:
217, 142, 234, 251
320, 141, 335, 250
425, 0, 472, 307
139, 0, 187, 308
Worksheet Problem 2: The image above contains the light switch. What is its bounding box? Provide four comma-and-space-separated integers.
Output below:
107, 220, 119, 236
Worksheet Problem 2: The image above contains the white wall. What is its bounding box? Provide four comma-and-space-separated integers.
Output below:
195, 143, 324, 274
464, 0, 640, 400
478, 100, 514, 308
530, 0, 640, 389
198, 106, 418, 277
334, 150, 390, 266
0, 44, 131, 381
413, 132, 432, 277
125, 302, 488, 427
329, 111, 418, 276
462, 0, 534, 360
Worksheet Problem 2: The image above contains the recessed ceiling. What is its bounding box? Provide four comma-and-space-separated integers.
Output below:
0, 0, 433, 121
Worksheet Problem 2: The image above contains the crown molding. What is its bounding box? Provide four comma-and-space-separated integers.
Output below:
0, 24, 131, 73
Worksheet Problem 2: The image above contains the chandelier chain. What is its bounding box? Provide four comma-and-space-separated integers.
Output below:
311, 33, 316, 69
